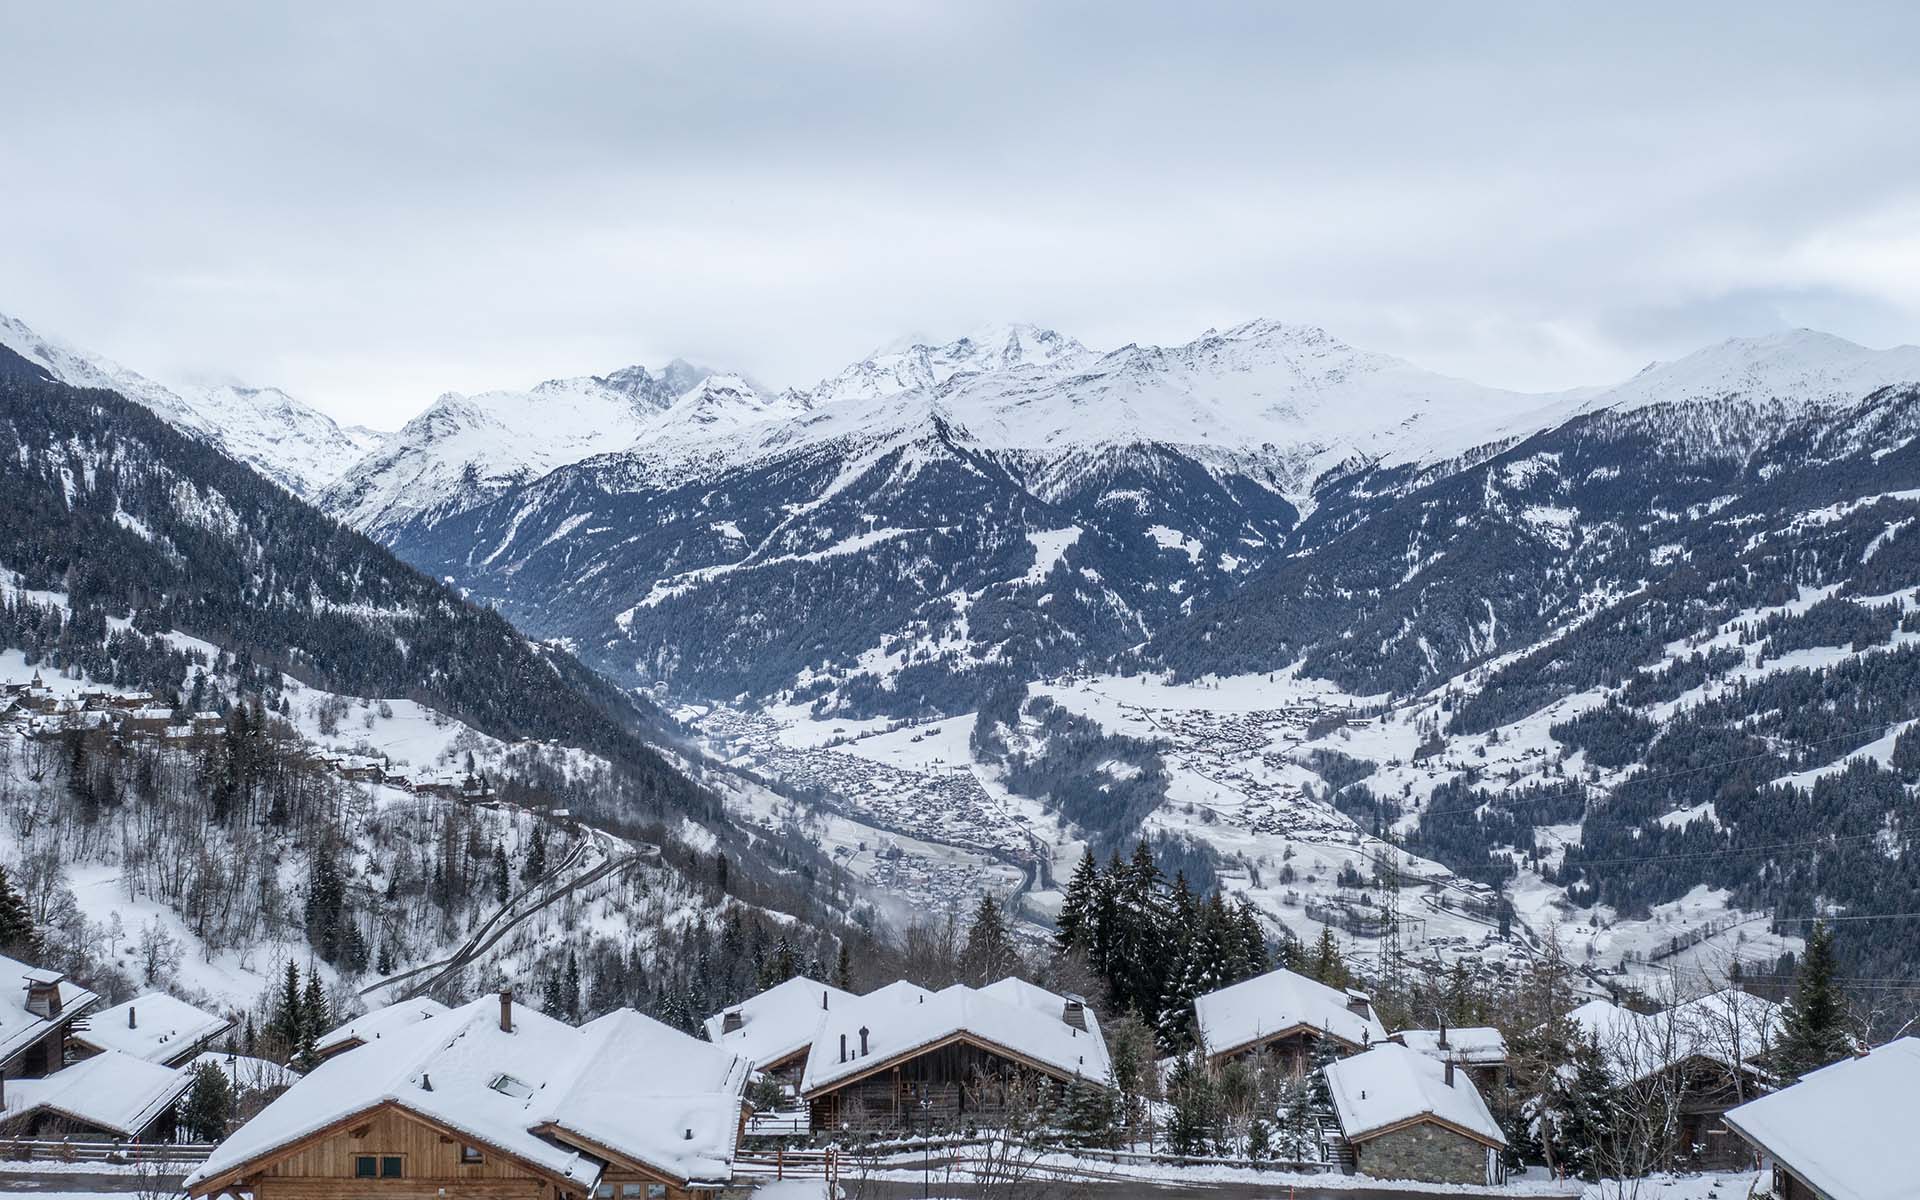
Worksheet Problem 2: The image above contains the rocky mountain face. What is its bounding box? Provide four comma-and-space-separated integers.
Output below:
0, 311, 376, 496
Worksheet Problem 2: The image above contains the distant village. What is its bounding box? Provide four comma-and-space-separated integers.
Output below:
1, 673, 495, 802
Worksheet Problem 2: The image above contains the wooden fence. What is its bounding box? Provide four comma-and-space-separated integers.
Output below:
0, 1138, 214, 1165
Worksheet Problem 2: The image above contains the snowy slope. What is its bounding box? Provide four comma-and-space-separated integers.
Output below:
1583, 329, 1920, 416
0, 311, 372, 495
319, 360, 765, 537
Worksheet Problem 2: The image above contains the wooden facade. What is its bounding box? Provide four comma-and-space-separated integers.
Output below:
192, 1103, 711, 1200
1204, 1025, 1366, 1075
806, 1034, 1079, 1135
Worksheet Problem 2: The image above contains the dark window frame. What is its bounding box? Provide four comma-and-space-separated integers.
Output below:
380, 1156, 404, 1178
354, 1156, 378, 1179
461, 1145, 485, 1165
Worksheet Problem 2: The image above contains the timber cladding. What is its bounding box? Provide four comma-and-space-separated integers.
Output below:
202, 1104, 589, 1200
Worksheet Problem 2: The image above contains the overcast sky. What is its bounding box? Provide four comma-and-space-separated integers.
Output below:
5, 2, 1919, 427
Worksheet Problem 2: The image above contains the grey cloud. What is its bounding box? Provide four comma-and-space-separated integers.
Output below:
4, 1, 1919, 424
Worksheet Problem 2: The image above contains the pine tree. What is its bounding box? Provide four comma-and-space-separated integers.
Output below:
1058, 1075, 1121, 1149
271, 960, 303, 1059
181, 1061, 235, 1142
1244, 1114, 1274, 1163
1776, 921, 1854, 1080
1055, 849, 1099, 954
563, 951, 582, 1020
491, 843, 510, 904
1309, 928, 1347, 989
1165, 1052, 1217, 1156
1281, 1077, 1316, 1159
833, 942, 853, 992
295, 967, 327, 1069
375, 939, 395, 976
0, 865, 39, 959
523, 825, 547, 881
961, 893, 1017, 985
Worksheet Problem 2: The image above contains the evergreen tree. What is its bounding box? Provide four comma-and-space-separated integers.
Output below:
180, 1061, 235, 1142
1776, 920, 1854, 1080
562, 950, 582, 1020
1058, 1075, 1121, 1149
1280, 1077, 1316, 1159
1244, 1114, 1275, 1163
1164, 1052, 1218, 1157
295, 967, 327, 1069
375, 939, 395, 976
523, 824, 547, 881
1309, 928, 1347, 989
1055, 849, 1099, 954
833, 941, 853, 992
270, 960, 303, 1058
961, 893, 1018, 985
491, 842, 510, 904
0, 865, 39, 959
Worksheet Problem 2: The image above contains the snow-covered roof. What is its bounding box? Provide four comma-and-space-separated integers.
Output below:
800, 978, 1108, 1096
187, 995, 750, 1195
314, 996, 449, 1057
2, 1049, 193, 1137
1395, 1026, 1508, 1067
1323, 1042, 1505, 1148
702, 976, 851, 1071
1192, 968, 1387, 1058
1569, 988, 1780, 1083
75, 993, 231, 1064
543, 1009, 752, 1183
1723, 1038, 1920, 1200
190, 1050, 301, 1093
0, 954, 98, 1068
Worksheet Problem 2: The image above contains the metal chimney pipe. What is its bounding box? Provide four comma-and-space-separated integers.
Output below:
1444, 1058, 1455, 1088
129, 1005, 137, 1029
499, 987, 513, 1033
859, 1026, 869, 1056
839, 1033, 847, 1063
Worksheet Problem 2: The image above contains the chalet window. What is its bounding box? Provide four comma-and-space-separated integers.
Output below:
488, 1072, 535, 1099
354, 1157, 378, 1178
621, 1185, 642, 1197
381, 1157, 403, 1178
594, 1187, 613, 1199
647, 1186, 667, 1200
460, 1145, 484, 1164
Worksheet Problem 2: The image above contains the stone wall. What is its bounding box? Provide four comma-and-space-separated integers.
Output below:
1355, 1122, 1488, 1185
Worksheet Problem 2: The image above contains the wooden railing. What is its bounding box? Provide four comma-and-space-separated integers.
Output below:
0, 1138, 214, 1165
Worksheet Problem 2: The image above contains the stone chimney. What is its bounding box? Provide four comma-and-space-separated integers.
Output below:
859, 1026, 869, 1056
722, 1011, 744, 1034
1063, 998, 1087, 1031
1344, 989, 1372, 1021
498, 987, 513, 1033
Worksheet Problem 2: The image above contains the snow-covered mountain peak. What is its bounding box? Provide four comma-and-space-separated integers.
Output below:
815, 322, 1094, 407
649, 373, 811, 438
0, 310, 371, 495
1587, 327, 1920, 415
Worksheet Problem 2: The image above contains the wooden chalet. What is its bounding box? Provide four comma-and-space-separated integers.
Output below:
185, 992, 751, 1200
72, 992, 233, 1068
703, 975, 852, 1087
1192, 967, 1387, 1073
0, 1048, 192, 1141
0, 956, 100, 1080
313, 998, 450, 1064
1570, 989, 1781, 1170
1324, 1043, 1506, 1185
799, 978, 1109, 1134
1724, 1037, 1917, 1200
1393, 1024, 1509, 1093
